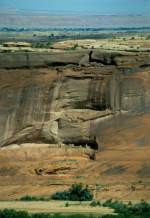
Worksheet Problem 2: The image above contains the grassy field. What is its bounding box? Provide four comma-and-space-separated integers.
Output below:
0, 200, 150, 218
0, 201, 114, 215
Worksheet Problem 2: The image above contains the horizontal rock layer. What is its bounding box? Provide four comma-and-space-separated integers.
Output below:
0, 50, 150, 69
0, 50, 149, 148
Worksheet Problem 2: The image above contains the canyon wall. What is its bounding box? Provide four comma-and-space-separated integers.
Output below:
0, 50, 149, 148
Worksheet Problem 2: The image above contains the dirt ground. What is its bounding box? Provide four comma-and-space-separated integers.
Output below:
0, 140, 150, 201
51, 35, 150, 51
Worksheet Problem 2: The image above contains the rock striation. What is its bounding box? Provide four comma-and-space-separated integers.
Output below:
0, 49, 149, 148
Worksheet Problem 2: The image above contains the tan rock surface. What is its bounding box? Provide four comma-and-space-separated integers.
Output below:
0, 49, 149, 200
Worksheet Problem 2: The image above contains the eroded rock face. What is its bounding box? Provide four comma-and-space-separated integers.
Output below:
0, 51, 88, 69
0, 50, 150, 69
0, 50, 149, 148
91, 50, 150, 68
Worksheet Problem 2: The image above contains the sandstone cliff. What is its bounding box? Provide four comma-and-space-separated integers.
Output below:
0, 49, 149, 148
0, 49, 150, 201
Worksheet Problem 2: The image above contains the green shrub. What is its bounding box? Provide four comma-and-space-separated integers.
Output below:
51, 190, 70, 201
130, 200, 150, 216
102, 199, 150, 218
32, 42, 52, 49
103, 199, 129, 215
32, 213, 51, 218
51, 183, 93, 201
0, 210, 97, 218
0, 209, 31, 218
20, 195, 50, 201
65, 202, 70, 207
102, 215, 130, 218
90, 200, 101, 207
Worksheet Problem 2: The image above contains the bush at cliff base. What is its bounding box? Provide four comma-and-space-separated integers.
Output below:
51, 183, 93, 201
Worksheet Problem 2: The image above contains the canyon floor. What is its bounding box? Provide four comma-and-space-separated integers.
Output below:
0, 201, 114, 215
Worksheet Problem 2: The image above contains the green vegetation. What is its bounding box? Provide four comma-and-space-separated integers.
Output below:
146, 35, 150, 40
20, 195, 51, 201
65, 202, 70, 207
51, 183, 93, 201
103, 199, 129, 215
0, 210, 96, 218
0, 201, 150, 218
32, 42, 52, 49
20, 184, 93, 202
90, 200, 101, 207
102, 199, 150, 218
131, 37, 135, 40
